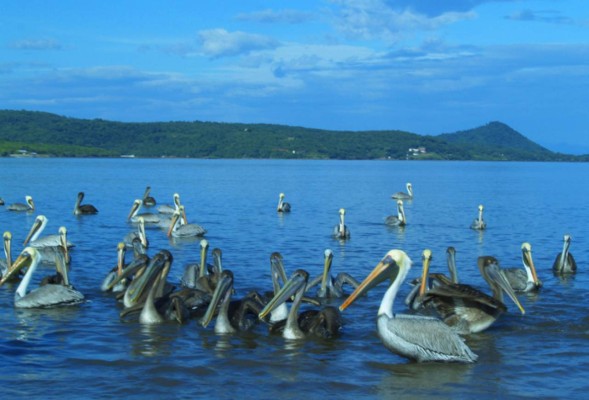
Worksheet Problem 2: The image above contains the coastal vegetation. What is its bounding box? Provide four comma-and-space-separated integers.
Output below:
0, 110, 583, 161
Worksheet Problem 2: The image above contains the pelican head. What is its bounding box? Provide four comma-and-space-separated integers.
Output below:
127, 199, 142, 220
319, 249, 334, 293
478, 256, 525, 315
0, 247, 37, 286
270, 252, 288, 294
419, 249, 432, 296
339, 249, 411, 312
521, 242, 541, 288
26, 196, 35, 210
259, 269, 309, 320
23, 215, 48, 245
201, 270, 234, 329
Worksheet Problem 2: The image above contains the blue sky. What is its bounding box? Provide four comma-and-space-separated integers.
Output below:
1, 1, 588, 153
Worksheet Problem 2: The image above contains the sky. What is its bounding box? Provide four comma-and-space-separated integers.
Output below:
1, 1, 588, 154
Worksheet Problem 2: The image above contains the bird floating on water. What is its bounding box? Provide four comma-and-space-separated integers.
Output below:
470, 204, 486, 230
391, 183, 413, 200
277, 193, 291, 213
333, 208, 351, 239
339, 249, 478, 363
74, 191, 98, 215
552, 234, 577, 275
503, 242, 542, 292
7, 195, 34, 212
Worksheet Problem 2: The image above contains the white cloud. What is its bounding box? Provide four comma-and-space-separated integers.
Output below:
197, 29, 279, 58
9, 38, 62, 50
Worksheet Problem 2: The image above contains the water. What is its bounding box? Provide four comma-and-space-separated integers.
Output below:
1, 158, 588, 399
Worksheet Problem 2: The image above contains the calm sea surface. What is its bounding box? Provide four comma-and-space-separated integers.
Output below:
1, 158, 588, 399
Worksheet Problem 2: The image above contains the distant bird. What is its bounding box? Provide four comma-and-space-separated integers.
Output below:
503, 242, 542, 292
73, 191, 98, 215
277, 193, 291, 213
385, 199, 406, 226
392, 182, 413, 200
0, 197, 4, 205
167, 206, 206, 238
7, 195, 34, 212
339, 249, 477, 363
157, 193, 182, 215
142, 186, 157, 207
552, 234, 577, 275
128, 199, 161, 224
333, 208, 351, 239
470, 204, 486, 230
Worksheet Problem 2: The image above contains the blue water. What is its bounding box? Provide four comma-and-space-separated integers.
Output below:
1, 158, 588, 399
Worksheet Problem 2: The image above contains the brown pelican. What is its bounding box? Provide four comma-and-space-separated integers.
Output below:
552, 234, 577, 274
123, 251, 169, 308
128, 199, 161, 224
23, 216, 74, 248
339, 249, 478, 363
277, 193, 291, 213
470, 204, 486, 230
181, 239, 210, 288
201, 270, 264, 333
0, 247, 84, 308
167, 206, 206, 238
385, 199, 407, 226
102, 249, 149, 293
504, 243, 542, 292
306, 249, 360, 299
73, 192, 98, 215
421, 253, 525, 334
124, 216, 148, 250
259, 269, 343, 340
333, 208, 351, 239
405, 247, 458, 311
101, 242, 127, 292
392, 183, 413, 200
142, 186, 157, 207
138, 250, 189, 324
7, 195, 34, 212
0, 232, 22, 282
157, 193, 182, 214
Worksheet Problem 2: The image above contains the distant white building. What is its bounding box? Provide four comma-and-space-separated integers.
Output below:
408, 147, 427, 156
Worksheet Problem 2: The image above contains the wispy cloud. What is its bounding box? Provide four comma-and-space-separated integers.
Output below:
9, 38, 63, 50
197, 29, 280, 58
506, 9, 575, 25
235, 8, 314, 24
329, 0, 475, 43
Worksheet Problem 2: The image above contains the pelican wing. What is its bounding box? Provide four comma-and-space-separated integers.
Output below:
424, 283, 505, 311
384, 314, 477, 362
16, 285, 85, 308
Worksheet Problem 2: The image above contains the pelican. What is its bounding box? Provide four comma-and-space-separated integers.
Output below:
392, 182, 413, 200
138, 250, 189, 324
122, 250, 170, 308
0, 232, 22, 282
306, 249, 360, 299
101, 242, 128, 292
405, 247, 458, 311
470, 204, 486, 230
128, 199, 161, 224
277, 193, 291, 213
102, 250, 149, 293
157, 193, 181, 214
23, 215, 74, 248
339, 249, 478, 363
73, 191, 98, 215
421, 253, 526, 334
552, 234, 577, 274
333, 208, 351, 239
259, 269, 343, 340
0, 247, 84, 308
385, 199, 407, 226
142, 186, 157, 207
267, 252, 289, 322
182, 239, 210, 288
7, 195, 34, 212
167, 206, 206, 238
504, 243, 542, 292
201, 270, 264, 333
123, 216, 148, 250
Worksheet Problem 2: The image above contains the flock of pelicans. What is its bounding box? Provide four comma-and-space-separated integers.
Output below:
0, 183, 579, 364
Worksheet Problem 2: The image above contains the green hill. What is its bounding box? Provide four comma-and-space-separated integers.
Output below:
0, 110, 582, 161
